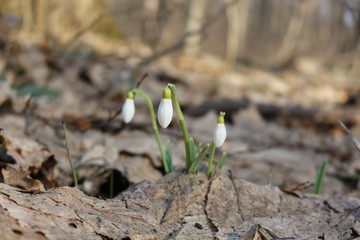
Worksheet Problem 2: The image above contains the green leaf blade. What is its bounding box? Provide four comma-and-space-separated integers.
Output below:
314, 159, 327, 194
165, 140, 173, 173
187, 137, 196, 171
189, 143, 210, 173
210, 152, 227, 177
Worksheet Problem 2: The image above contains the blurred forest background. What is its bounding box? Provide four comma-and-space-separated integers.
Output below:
0, 0, 359, 71
2, 0, 360, 208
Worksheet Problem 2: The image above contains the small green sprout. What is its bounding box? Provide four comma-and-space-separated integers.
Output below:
314, 159, 327, 194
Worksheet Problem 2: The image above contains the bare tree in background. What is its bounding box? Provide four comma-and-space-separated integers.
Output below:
350, 4, 360, 74
184, 0, 207, 56
34, 0, 49, 34
16, 0, 51, 43
143, 0, 160, 48
352, 39, 360, 74
20, 0, 35, 33
223, 0, 249, 68
272, 0, 321, 68
326, 1, 347, 56
2, 0, 359, 69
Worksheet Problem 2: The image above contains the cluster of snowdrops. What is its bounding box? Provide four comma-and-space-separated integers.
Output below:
121, 83, 227, 177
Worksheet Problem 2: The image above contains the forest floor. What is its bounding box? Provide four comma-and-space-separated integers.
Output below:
1, 42, 360, 239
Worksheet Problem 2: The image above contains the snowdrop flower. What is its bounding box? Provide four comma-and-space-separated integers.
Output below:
213, 112, 226, 147
157, 87, 173, 128
122, 91, 135, 123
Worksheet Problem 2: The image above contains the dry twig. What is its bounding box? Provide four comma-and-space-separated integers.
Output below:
339, 120, 360, 152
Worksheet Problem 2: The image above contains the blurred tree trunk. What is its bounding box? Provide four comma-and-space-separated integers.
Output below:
223, 0, 249, 68
272, 0, 321, 68
184, 0, 207, 56
329, 1, 345, 56
34, 0, 49, 34
143, 0, 160, 48
317, 1, 332, 52
351, 9, 360, 75
19, 0, 49, 35
351, 40, 360, 75
21, 0, 36, 32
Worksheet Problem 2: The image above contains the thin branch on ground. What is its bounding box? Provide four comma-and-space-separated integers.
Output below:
339, 120, 360, 152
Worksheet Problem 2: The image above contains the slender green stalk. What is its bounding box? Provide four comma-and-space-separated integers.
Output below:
267, 168, 272, 186
168, 84, 191, 169
62, 122, 78, 187
132, 89, 169, 173
207, 142, 216, 177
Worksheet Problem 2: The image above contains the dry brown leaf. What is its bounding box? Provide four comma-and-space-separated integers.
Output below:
2, 166, 45, 192
0, 207, 47, 240
0, 172, 357, 239
1, 131, 53, 170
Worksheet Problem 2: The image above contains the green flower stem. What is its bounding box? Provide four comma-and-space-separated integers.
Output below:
167, 84, 191, 169
62, 122, 78, 187
207, 141, 216, 177
132, 89, 169, 173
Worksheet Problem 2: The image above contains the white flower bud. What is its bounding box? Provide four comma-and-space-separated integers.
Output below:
213, 123, 226, 147
213, 112, 226, 147
158, 98, 173, 128
122, 92, 135, 123
157, 87, 173, 128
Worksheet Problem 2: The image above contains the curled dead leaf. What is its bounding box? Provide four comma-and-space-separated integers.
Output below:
2, 166, 45, 192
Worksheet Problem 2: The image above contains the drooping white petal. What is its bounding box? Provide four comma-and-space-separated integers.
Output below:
157, 98, 173, 128
121, 98, 135, 123
213, 123, 226, 147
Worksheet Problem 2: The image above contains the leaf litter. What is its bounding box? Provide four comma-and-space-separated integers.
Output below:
0, 44, 360, 239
